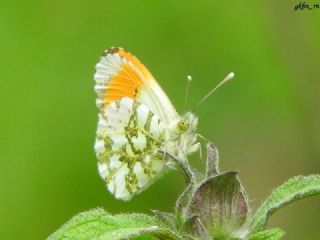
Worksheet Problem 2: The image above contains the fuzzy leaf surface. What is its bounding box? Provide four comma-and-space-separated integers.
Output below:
47, 208, 182, 240
250, 175, 320, 232
180, 215, 211, 240
151, 210, 177, 230
248, 228, 284, 240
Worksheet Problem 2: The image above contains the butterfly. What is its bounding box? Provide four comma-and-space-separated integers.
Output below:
94, 47, 234, 200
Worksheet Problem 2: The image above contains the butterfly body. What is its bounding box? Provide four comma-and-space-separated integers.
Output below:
165, 112, 199, 159
94, 47, 199, 200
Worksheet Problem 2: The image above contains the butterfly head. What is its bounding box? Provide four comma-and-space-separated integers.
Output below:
176, 112, 198, 134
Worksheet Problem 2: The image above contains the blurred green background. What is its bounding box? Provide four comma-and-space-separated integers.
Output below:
1, 1, 319, 239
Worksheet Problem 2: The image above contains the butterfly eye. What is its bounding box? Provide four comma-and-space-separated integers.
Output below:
177, 120, 189, 133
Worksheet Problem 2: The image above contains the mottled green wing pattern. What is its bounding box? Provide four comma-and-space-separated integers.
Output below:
94, 97, 167, 200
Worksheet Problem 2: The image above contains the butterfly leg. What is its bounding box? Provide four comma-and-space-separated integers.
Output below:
196, 133, 217, 161
192, 142, 202, 160
199, 142, 203, 160
197, 133, 211, 143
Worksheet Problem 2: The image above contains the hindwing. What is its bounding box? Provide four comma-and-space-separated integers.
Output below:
94, 97, 167, 200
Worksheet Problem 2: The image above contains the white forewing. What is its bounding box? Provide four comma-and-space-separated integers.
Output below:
94, 47, 179, 125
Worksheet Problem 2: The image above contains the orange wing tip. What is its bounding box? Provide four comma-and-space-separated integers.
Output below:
102, 47, 154, 81
102, 47, 122, 56
100, 47, 142, 69
94, 47, 124, 85
94, 47, 146, 107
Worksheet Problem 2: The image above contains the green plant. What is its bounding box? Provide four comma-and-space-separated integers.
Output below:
48, 143, 320, 240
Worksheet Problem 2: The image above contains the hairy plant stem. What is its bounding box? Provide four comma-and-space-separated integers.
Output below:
161, 151, 196, 185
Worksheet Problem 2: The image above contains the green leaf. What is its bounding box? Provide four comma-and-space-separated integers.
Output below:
250, 175, 320, 232
151, 210, 177, 230
248, 228, 285, 240
186, 171, 249, 239
125, 229, 184, 240
47, 208, 182, 240
180, 215, 210, 240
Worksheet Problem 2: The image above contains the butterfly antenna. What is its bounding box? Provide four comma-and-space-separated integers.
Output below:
192, 72, 235, 112
184, 75, 193, 110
